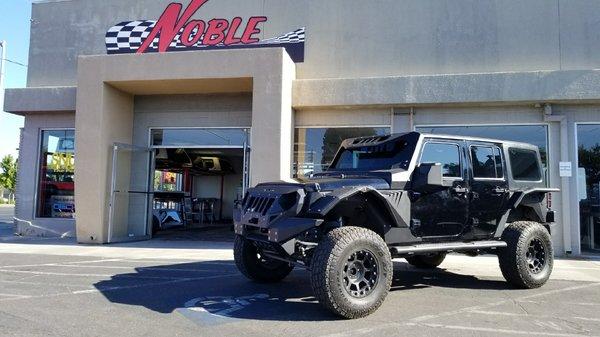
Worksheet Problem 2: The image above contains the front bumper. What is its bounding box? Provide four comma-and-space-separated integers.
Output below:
233, 183, 324, 243
234, 217, 323, 243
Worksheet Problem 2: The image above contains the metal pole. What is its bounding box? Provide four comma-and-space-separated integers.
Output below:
0, 41, 6, 111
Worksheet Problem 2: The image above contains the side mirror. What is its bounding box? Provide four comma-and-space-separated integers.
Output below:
412, 163, 444, 193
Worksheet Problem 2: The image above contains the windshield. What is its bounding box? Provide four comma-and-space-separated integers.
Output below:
329, 134, 418, 171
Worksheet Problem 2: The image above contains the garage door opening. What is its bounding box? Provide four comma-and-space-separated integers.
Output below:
107, 128, 250, 243
151, 147, 247, 240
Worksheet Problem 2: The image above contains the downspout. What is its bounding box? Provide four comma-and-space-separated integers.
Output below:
543, 103, 573, 255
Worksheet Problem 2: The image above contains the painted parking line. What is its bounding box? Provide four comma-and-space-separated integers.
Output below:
468, 310, 600, 323
0, 272, 240, 303
46, 264, 235, 273
0, 279, 95, 289
0, 293, 29, 299
0, 258, 124, 269
410, 282, 600, 323
120, 259, 235, 265
518, 300, 600, 307
405, 322, 597, 337
0, 268, 215, 280
324, 320, 597, 337
322, 283, 600, 337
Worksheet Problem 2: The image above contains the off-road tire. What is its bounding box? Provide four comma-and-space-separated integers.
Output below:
498, 221, 553, 289
406, 253, 446, 269
310, 226, 393, 319
234, 235, 294, 283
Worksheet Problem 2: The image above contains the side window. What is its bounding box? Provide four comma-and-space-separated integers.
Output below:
509, 148, 541, 181
420, 142, 461, 178
471, 145, 504, 179
494, 147, 504, 178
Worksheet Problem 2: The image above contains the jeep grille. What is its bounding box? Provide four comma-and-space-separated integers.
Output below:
244, 196, 275, 216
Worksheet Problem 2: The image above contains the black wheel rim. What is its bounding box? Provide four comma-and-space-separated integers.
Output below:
342, 249, 379, 298
526, 238, 547, 274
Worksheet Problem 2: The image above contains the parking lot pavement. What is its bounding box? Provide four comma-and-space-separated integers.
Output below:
0, 248, 599, 337
0, 205, 14, 238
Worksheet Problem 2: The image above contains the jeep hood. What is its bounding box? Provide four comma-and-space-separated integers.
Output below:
304, 172, 391, 191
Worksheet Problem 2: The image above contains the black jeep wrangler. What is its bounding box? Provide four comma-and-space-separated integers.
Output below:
233, 132, 557, 318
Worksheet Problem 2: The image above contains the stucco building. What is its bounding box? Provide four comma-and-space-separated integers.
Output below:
4, 0, 600, 256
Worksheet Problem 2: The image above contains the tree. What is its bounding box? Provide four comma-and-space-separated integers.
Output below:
0, 155, 17, 203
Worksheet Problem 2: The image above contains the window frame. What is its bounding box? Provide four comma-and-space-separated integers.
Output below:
418, 140, 464, 180
469, 143, 506, 181
507, 147, 544, 183
34, 128, 76, 221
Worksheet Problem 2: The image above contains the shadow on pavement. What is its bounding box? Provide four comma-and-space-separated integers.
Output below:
391, 262, 510, 291
93, 259, 509, 322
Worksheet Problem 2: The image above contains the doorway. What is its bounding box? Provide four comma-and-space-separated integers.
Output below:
107, 128, 250, 243
577, 124, 600, 254
151, 147, 247, 240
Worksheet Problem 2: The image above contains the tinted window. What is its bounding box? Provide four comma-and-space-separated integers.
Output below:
331, 135, 416, 171
471, 145, 503, 179
294, 127, 390, 180
416, 125, 547, 166
420, 142, 461, 178
509, 148, 541, 181
494, 147, 503, 178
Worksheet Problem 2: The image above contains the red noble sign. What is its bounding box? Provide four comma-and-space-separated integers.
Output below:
137, 0, 267, 53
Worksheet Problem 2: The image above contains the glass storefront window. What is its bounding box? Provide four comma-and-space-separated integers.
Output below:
152, 128, 249, 147
577, 124, 600, 254
36, 130, 75, 218
294, 127, 390, 180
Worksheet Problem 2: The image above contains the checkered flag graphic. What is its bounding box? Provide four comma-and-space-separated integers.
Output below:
106, 20, 305, 54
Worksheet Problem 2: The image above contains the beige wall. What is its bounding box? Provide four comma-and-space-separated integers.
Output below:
27, 0, 600, 86
295, 108, 392, 127
133, 93, 252, 148
74, 48, 294, 244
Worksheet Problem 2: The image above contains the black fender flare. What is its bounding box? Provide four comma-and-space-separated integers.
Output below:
494, 187, 559, 238
306, 186, 411, 229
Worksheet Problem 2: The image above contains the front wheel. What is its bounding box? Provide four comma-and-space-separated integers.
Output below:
498, 221, 553, 289
310, 227, 393, 319
234, 235, 294, 283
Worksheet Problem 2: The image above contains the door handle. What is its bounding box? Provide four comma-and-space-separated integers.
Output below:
452, 186, 469, 194
492, 187, 508, 194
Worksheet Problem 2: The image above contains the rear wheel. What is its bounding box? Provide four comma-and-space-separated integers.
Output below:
234, 235, 294, 283
498, 221, 553, 289
406, 253, 446, 269
310, 227, 393, 319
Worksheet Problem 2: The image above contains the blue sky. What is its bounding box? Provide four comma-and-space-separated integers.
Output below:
0, 0, 32, 159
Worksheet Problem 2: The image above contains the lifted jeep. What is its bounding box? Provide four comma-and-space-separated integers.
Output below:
233, 132, 558, 318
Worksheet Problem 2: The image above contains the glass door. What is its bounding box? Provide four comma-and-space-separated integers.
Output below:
577, 124, 600, 254
108, 143, 154, 243
242, 140, 251, 194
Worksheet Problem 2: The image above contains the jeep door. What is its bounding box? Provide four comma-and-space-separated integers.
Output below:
468, 143, 510, 238
411, 139, 470, 238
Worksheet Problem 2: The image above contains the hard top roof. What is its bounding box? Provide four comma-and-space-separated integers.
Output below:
344, 132, 539, 150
